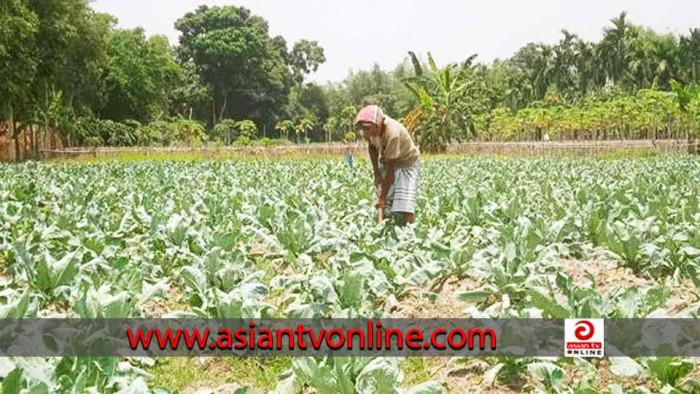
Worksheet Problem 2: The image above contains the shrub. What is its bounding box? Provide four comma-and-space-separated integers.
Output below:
74, 117, 104, 147
137, 119, 206, 146
233, 136, 252, 147
74, 117, 137, 147
175, 119, 207, 146
258, 138, 275, 147
212, 119, 238, 144
104, 120, 137, 146
236, 120, 258, 139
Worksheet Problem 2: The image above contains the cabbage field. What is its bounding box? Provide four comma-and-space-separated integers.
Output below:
1, 156, 700, 393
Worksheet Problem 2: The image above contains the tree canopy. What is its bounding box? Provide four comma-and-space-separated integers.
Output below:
2, 6, 700, 155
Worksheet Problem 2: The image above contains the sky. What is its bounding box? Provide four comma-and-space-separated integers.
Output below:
92, 0, 699, 84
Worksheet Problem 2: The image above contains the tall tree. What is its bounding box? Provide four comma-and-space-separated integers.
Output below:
289, 39, 326, 87
679, 29, 700, 83
598, 12, 636, 86
512, 43, 556, 101
100, 29, 182, 123
175, 5, 292, 126
0, 0, 38, 159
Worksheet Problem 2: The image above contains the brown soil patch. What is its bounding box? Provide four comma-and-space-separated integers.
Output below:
0, 269, 11, 287
558, 255, 650, 293
388, 276, 483, 318
559, 255, 699, 314
142, 285, 186, 317
180, 358, 248, 394
38, 301, 70, 317
587, 358, 655, 392
663, 279, 699, 315
250, 240, 265, 257
421, 357, 665, 393
423, 357, 532, 393
184, 383, 252, 394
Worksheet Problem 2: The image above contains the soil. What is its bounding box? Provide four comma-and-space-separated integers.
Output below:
388, 276, 483, 318
558, 254, 651, 293
142, 285, 186, 317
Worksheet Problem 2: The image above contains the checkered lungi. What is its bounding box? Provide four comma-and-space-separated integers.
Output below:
378, 160, 421, 214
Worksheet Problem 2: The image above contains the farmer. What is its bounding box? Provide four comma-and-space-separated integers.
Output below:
343, 139, 356, 169
355, 104, 421, 225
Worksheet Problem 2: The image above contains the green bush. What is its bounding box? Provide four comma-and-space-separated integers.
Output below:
256, 138, 293, 147
104, 120, 137, 146
74, 117, 137, 147
344, 131, 356, 142
233, 135, 252, 147
175, 119, 207, 146
212, 119, 238, 144
73, 117, 207, 147
74, 117, 104, 147
137, 119, 206, 146
258, 138, 275, 147
236, 120, 258, 139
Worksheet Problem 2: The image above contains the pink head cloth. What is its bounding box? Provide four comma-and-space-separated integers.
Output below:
354, 105, 384, 126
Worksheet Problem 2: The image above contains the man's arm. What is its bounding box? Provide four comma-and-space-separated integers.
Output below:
377, 160, 396, 208
368, 144, 381, 188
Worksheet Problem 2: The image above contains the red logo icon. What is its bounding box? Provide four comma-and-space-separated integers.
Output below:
565, 319, 604, 358
574, 320, 595, 341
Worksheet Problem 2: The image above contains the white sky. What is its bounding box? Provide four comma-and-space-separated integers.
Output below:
92, 0, 699, 84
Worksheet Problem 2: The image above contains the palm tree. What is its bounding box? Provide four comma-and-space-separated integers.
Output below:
552, 30, 579, 99
680, 28, 700, 83
341, 106, 357, 134
275, 120, 293, 141
598, 12, 636, 85
573, 38, 601, 95
512, 43, 556, 101
323, 116, 339, 143
295, 118, 313, 144
532, 45, 556, 100
670, 79, 699, 153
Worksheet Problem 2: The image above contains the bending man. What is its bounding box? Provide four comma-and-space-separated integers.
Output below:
355, 105, 421, 225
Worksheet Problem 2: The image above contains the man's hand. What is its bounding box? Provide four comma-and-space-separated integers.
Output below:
375, 197, 387, 209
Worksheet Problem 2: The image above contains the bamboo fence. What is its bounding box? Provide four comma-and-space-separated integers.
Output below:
34, 139, 697, 160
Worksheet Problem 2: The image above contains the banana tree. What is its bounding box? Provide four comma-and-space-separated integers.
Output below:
403, 51, 479, 153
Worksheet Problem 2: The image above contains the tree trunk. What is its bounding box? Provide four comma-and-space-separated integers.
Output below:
10, 106, 20, 162
31, 124, 37, 158
24, 124, 29, 156
688, 129, 695, 154
218, 94, 228, 124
